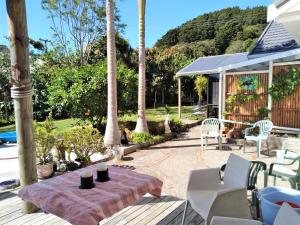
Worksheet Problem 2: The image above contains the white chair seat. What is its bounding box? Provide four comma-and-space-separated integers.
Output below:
210, 216, 262, 225
201, 133, 220, 138
187, 190, 214, 218
274, 202, 300, 225
245, 135, 267, 141
285, 151, 300, 160
272, 165, 296, 177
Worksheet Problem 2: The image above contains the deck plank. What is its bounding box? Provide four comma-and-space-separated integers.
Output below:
0, 193, 205, 225
103, 195, 163, 225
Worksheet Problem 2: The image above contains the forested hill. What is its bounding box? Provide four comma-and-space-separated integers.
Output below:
155, 6, 267, 55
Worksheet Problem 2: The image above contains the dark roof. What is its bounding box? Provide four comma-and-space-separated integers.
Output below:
249, 20, 299, 57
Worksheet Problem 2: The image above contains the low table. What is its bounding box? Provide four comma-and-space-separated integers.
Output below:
19, 165, 163, 225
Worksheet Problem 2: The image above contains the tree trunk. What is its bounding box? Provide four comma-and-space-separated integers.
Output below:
161, 89, 165, 105
153, 89, 157, 110
135, 0, 148, 133
104, 0, 120, 147
6, 0, 38, 213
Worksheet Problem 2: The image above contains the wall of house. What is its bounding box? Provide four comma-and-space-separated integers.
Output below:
225, 63, 300, 128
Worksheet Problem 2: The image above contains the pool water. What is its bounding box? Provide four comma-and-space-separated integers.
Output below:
0, 131, 17, 143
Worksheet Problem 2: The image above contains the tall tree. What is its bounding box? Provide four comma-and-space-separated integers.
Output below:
104, 0, 120, 147
42, 0, 124, 65
6, 0, 38, 213
0, 46, 13, 122
135, 0, 148, 132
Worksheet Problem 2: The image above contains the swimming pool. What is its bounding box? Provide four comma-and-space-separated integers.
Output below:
0, 131, 17, 143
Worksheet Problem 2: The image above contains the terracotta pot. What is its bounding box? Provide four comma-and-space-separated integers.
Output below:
37, 163, 54, 179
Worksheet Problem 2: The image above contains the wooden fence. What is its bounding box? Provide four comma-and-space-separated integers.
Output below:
225, 64, 300, 128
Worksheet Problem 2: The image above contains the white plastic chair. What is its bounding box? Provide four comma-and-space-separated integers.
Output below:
200, 118, 223, 150
182, 154, 251, 225
269, 154, 300, 189
244, 120, 273, 158
273, 202, 300, 225
210, 202, 300, 225
277, 139, 300, 161
210, 216, 262, 225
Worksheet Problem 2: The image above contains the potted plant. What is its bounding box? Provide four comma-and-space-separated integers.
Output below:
35, 114, 56, 179
63, 126, 106, 167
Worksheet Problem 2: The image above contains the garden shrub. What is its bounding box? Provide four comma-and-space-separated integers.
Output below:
35, 114, 56, 165
63, 126, 106, 162
148, 121, 165, 135
170, 118, 187, 133
149, 135, 165, 145
130, 132, 152, 143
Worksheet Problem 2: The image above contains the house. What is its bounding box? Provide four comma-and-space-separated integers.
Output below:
177, 0, 300, 132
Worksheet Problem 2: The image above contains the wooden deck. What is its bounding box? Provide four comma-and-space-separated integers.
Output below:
0, 190, 204, 225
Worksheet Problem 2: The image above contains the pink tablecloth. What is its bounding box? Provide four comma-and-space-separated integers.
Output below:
19, 165, 163, 225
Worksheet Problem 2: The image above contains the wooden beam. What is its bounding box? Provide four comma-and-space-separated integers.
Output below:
178, 77, 182, 119
6, 0, 38, 213
226, 70, 269, 75
268, 61, 273, 119
274, 61, 300, 66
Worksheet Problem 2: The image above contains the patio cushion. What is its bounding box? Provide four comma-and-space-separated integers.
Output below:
272, 165, 296, 177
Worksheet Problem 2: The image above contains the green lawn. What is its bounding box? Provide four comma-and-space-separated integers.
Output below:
0, 106, 205, 133
0, 124, 15, 133
120, 106, 205, 122
0, 118, 80, 134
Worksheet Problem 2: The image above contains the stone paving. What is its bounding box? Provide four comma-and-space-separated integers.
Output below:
0, 144, 18, 183
0, 124, 293, 195
112, 125, 291, 198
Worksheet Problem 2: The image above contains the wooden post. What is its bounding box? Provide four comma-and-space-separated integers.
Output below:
178, 77, 182, 118
6, 0, 38, 213
268, 60, 273, 119
218, 72, 223, 120
222, 71, 226, 120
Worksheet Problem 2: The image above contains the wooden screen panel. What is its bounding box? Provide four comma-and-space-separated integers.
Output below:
225, 73, 268, 127
272, 64, 300, 128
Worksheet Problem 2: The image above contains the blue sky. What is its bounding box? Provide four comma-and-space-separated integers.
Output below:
0, 0, 272, 48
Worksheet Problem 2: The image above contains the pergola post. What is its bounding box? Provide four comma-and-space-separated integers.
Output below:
222, 71, 226, 119
268, 60, 273, 119
178, 77, 182, 118
218, 72, 224, 120
6, 0, 38, 213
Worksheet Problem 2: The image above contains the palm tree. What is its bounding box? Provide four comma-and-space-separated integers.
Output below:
135, 0, 149, 132
104, 0, 120, 147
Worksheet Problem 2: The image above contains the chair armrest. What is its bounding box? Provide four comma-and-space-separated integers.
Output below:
269, 158, 298, 175
244, 126, 255, 136
187, 168, 221, 191
208, 188, 251, 224
210, 216, 262, 225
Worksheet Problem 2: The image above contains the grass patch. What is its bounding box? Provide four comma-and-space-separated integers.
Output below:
0, 118, 80, 134
0, 124, 16, 133
52, 118, 81, 134
120, 106, 204, 122
0, 106, 205, 134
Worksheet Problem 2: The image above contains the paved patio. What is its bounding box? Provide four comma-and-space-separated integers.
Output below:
0, 124, 292, 224
113, 125, 289, 198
